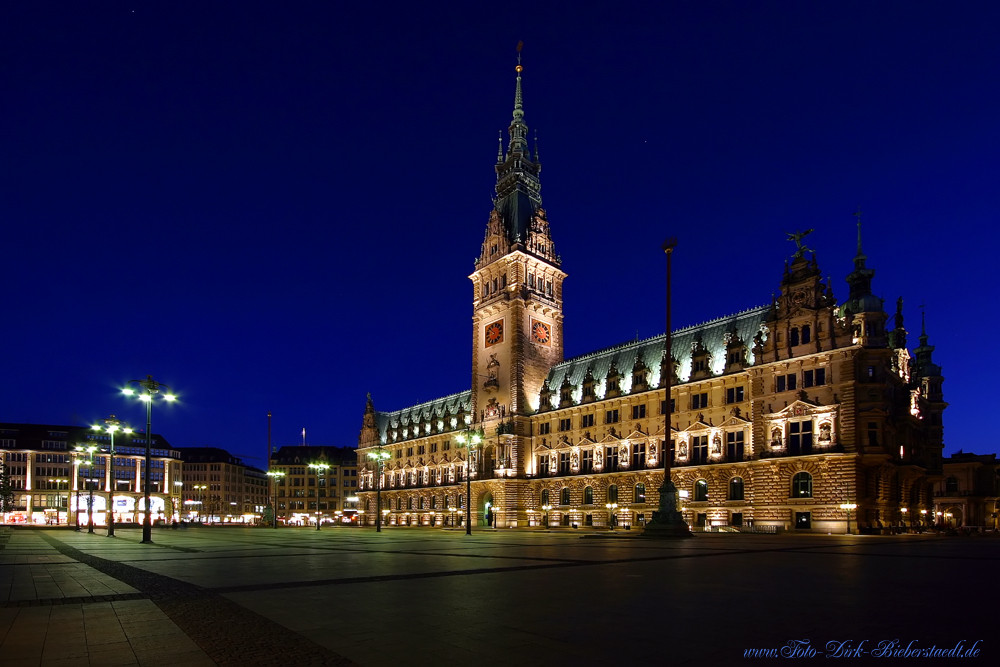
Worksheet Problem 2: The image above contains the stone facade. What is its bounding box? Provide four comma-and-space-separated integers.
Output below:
355, 63, 946, 535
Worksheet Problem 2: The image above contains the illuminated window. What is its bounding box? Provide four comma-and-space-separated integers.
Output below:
694, 479, 708, 502
634, 483, 646, 503
792, 472, 813, 498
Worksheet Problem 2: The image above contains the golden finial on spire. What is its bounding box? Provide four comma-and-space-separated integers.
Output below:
516, 40, 524, 72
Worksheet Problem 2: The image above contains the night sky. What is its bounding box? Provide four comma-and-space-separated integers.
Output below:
3, 2, 996, 467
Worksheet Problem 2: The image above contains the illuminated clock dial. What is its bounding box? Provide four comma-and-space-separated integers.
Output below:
485, 321, 504, 347
531, 320, 551, 344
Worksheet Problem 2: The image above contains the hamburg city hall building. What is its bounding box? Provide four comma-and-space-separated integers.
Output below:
355, 61, 946, 534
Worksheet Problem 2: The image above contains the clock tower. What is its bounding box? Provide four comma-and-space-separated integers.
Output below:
470, 53, 565, 479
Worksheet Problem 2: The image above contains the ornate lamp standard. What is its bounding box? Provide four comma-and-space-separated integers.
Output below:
265, 471, 285, 528
122, 375, 176, 544
455, 429, 483, 535
367, 448, 390, 532
605, 502, 618, 530
92, 415, 132, 538
645, 237, 691, 538
541, 504, 552, 529
307, 463, 330, 530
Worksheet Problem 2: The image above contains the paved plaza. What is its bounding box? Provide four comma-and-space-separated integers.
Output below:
0, 525, 995, 666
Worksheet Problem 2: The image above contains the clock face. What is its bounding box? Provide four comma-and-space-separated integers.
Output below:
531, 319, 551, 345
485, 320, 504, 347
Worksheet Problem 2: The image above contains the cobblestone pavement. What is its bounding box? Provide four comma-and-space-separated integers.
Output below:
1, 525, 996, 665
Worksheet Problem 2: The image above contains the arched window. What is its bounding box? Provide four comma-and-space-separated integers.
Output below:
729, 477, 744, 501
635, 483, 646, 503
608, 484, 618, 503
396, 497, 401, 510
792, 472, 813, 498
541, 489, 550, 506
694, 479, 708, 501
584, 486, 594, 505
407, 497, 414, 510
431, 495, 438, 509
560, 487, 571, 505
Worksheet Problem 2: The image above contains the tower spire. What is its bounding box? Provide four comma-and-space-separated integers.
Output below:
853, 206, 867, 269
509, 41, 528, 155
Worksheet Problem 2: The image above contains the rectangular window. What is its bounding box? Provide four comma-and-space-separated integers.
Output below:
631, 404, 646, 419
581, 449, 594, 473
558, 452, 570, 474
867, 422, 879, 447
581, 414, 595, 428
691, 435, 709, 464
606, 446, 619, 471
803, 368, 826, 387
538, 455, 550, 477
430, 442, 437, 453
726, 386, 745, 404
726, 431, 745, 461
690, 393, 708, 409
789, 420, 813, 455
538, 422, 551, 435
558, 418, 572, 432
605, 409, 619, 424
417, 445, 425, 455
632, 443, 646, 469
776, 373, 797, 392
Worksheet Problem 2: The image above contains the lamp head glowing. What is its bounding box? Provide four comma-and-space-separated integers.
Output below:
123, 427, 133, 434
163, 393, 177, 402
122, 388, 135, 396
92, 425, 101, 431
139, 394, 152, 403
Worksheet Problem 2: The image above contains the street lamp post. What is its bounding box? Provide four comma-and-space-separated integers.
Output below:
307, 463, 330, 530
605, 502, 618, 530
75, 445, 98, 533
47, 478, 68, 525
840, 502, 857, 535
92, 415, 132, 538
645, 237, 691, 538
193, 485, 207, 523
367, 448, 390, 532
72, 459, 83, 531
122, 375, 176, 544
900, 506, 909, 534
541, 504, 552, 529
455, 429, 482, 536
265, 471, 285, 528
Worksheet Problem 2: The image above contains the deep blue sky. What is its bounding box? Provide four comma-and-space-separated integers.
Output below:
3, 2, 995, 466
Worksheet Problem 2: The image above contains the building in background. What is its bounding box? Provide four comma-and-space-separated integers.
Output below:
933, 451, 999, 531
176, 447, 269, 523
0, 422, 181, 526
356, 60, 947, 534
268, 445, 359, 526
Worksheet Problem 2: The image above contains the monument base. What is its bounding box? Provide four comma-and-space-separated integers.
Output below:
642, 478, 693, 538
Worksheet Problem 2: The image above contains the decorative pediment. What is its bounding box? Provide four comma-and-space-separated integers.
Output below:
534, 440, 553, 452
682, 419, 712, 434
598, 432, 619, 445
720, 414, 752, 428
574, 435, 595, 448
767, 399, 833, 420
624, 429, 646, 441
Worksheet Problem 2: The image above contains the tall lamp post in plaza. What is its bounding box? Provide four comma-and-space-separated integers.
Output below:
367, 448, 390, 532
193, 485, 207, 523
47, 478, 68, 525
455, 429, 483, 535
122, 375, 177, 544
75, 445, 98, 533
644, 237, 691, 538
92, 415, 132, 538
266, 471, 285, 528
307, 463, 330, 530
